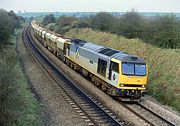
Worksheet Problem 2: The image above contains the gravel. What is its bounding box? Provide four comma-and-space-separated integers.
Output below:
141, 97, 180, 125
126, 104, 169, 126
18, 30, 89, 126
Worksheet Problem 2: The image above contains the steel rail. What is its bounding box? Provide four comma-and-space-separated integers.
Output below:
136, 102, 176, 126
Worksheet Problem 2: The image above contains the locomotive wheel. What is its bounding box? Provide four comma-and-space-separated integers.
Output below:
107, 87, 118, 96
101, 84, 107, 91
54, 50, 57, 56
70, 63, 73, 68
94, 80, 101, 87
73, 64, 77, 71
62, 57, 66, 62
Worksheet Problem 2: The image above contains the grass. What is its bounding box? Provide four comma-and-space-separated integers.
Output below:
65, 28, 180, 112
0, 29, 42, 125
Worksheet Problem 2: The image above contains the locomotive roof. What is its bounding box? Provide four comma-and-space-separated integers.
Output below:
112, 53, 145, 63
82, 41, 145, 63
82, 43, 104, 52
82, 42, 121, 56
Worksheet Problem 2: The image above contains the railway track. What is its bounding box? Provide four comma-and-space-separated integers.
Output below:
23, 25, 178, 126
120, 101, 176, 126
137, 102, 176, 126
23, 26, 124, 126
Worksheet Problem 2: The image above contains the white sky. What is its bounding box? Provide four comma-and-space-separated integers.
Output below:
0, 0, 180, 13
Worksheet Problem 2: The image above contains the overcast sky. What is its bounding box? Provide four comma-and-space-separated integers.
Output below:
0, 0, 179, 13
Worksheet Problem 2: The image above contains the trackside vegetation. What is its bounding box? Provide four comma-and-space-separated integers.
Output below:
0, 9, 42, 125
65, 28, 180, 112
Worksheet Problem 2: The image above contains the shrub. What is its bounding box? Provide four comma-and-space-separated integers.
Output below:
56, 16, 77, 27
144, 14, 180, 48
0, 9, 12, 46
90, 12, 115, 32
113, 10, 146, 38
42, 14, 56, 26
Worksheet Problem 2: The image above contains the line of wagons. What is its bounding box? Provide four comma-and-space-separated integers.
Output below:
31, 20, 148, 101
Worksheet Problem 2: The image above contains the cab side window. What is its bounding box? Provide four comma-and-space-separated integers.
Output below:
111, 62, 119, 73
108, 61, 119, 80
97, 59, 107, 77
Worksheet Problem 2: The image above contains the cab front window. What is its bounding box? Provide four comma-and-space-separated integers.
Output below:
135, 64, 146, 76
122, 63, 146, 76
122, 63, 134, 75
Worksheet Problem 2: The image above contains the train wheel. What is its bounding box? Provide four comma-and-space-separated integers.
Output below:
70, 63, 73, 68
82, 68, 88, 77
63, 57, 66, 63
94, 79, 101, 87
101, 84, 107, 91
54, 50, 57, 56
73, 64, 77, 71
66, 60, 70, 66
107, 87, 118, 96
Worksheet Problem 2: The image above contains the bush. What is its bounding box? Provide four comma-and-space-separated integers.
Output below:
71, 19, 90, 28
90, 12, 115, 32
0, 9, 12, 46
0, 9, 23, 48
113, 10, 146, 38
55, 25, 71, 34
56, 16, 77, 27
54, 16, 78, 34
144, 14, 180, 48
42, 14, 56, 26
8, 10, 23, 30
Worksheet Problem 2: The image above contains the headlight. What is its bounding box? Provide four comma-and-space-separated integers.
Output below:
142, 85, 145, 88
120, 84, 124, 87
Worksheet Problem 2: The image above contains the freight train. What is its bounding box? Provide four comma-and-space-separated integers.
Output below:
31, 20, 148, 101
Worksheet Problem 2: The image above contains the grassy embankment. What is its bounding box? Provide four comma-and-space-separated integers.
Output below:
65, 28, 180, 112
0, 29, 42, 125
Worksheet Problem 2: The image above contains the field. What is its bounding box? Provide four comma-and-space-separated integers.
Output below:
65, 28, 180, 112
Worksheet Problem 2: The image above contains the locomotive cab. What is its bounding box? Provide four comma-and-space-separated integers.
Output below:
108, 59, 120, 86
109, 58, 148, 99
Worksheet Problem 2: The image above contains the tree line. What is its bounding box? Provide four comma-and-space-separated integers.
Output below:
42, 10, 180, 49
0, 9, 24, 49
